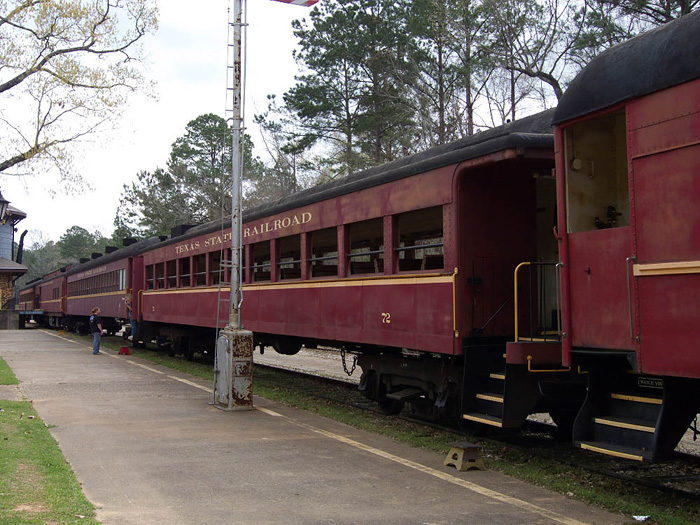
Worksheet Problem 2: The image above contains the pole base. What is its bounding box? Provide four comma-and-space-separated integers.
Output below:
214, 327, 254, 411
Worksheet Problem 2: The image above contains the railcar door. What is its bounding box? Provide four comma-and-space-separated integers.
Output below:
562, 110, 635, 353
627, 80, 700, 378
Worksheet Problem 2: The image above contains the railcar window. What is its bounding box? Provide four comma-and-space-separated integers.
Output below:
166, 261, 176, 288
564, 110, 629, 233
156, 263, 165, 289
349, 218, 384, 275
193, 254, 206, 286
179, 258, 191, 287
309, 227, 338, 278
397, 206, 444, 271
251, 241, 271, 282
210, 251, 223, 285
146, 265, 155, 290
223, 248, 233, 285
279, 235, 301, 280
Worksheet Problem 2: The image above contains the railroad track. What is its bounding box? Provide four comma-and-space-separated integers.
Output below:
254, 360, 700, 501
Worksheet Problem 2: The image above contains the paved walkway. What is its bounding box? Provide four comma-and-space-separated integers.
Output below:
0, 329, 628, 524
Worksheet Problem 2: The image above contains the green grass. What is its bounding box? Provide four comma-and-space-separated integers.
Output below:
68, 334, 700, 523
0, 355, 19, 385
0, 358, 97, 524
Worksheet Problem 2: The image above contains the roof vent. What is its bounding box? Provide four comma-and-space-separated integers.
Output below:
158, 235, 168, 242
170, 224, 197, 238
123, 237, 137, 247
79, 257, 90, 263
105, 246, 119, 254
91, 252, 102, 259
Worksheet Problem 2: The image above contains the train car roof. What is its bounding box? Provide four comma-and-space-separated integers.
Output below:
63, 236, 165, 278
554, 10, 700, 124
162, 109, 555, 247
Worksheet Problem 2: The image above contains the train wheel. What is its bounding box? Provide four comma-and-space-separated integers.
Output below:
275, 337, 302, 355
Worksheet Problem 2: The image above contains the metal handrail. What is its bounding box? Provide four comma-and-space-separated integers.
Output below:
626, 256, 638, 341
514, 261, 561, 342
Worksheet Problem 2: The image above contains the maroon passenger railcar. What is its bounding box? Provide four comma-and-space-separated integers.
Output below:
553, 11, 700, 461
35, 269, 67, 328
140, 111, 571, 422
60, 238, 162, 334
18, 279, 40, 311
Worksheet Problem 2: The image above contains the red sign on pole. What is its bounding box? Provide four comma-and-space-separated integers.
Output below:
271, 0, 319, 6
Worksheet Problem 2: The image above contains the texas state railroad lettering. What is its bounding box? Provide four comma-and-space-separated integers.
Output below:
174, 212, 313, 255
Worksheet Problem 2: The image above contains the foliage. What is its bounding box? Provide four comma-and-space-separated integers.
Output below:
572, 0, 699, 67
265, 0, 416, 178
57, 225, 109, 260
261, 0, 699, 179
117, 113, 268, 236
0, 0, 158, 189
12, 232, 62, 292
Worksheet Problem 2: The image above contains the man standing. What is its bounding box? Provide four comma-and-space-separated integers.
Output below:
89, 307, 104, 355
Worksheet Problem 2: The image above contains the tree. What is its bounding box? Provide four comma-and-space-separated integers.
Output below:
268, 0, 415, 177
597, 0, 699, 25
573, 1, 699, 67
57, 225, 106, 260
117, 167, 205, 237
0, 0, 158, 186
404, 0, 494, 144
169, 114, 236, 222
15, 232, 62, 284
117, 114, 267, 236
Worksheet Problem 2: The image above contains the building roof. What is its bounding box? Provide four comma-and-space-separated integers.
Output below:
7, 204, 27, 221
0, 257, 28, 275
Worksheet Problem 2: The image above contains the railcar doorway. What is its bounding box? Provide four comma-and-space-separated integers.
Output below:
561, 110, 634, 353
456, 159, 558, 341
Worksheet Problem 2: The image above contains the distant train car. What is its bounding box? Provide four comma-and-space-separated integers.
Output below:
553, 10, 700, 461
63, 238, 163, 334
18, 280, 40, 311
35, 268, 68, 328
139, 110, 573, 424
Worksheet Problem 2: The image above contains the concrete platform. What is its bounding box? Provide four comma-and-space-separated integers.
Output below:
0, 330, 628, 524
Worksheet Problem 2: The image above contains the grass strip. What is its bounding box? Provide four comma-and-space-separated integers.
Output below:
83, 335, 700, 524
0, 355, 97, 524
0, 355, 19, 385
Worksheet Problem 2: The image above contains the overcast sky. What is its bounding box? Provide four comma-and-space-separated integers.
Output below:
3, 0, 309, 246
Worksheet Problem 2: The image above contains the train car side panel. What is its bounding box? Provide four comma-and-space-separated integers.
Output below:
241, 277, 455, 354
627, 78, 700, 377
66, 259, 130, 320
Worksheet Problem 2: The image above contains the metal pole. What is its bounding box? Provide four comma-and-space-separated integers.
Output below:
230, 0, 243, 330
215, 0, 253, 411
